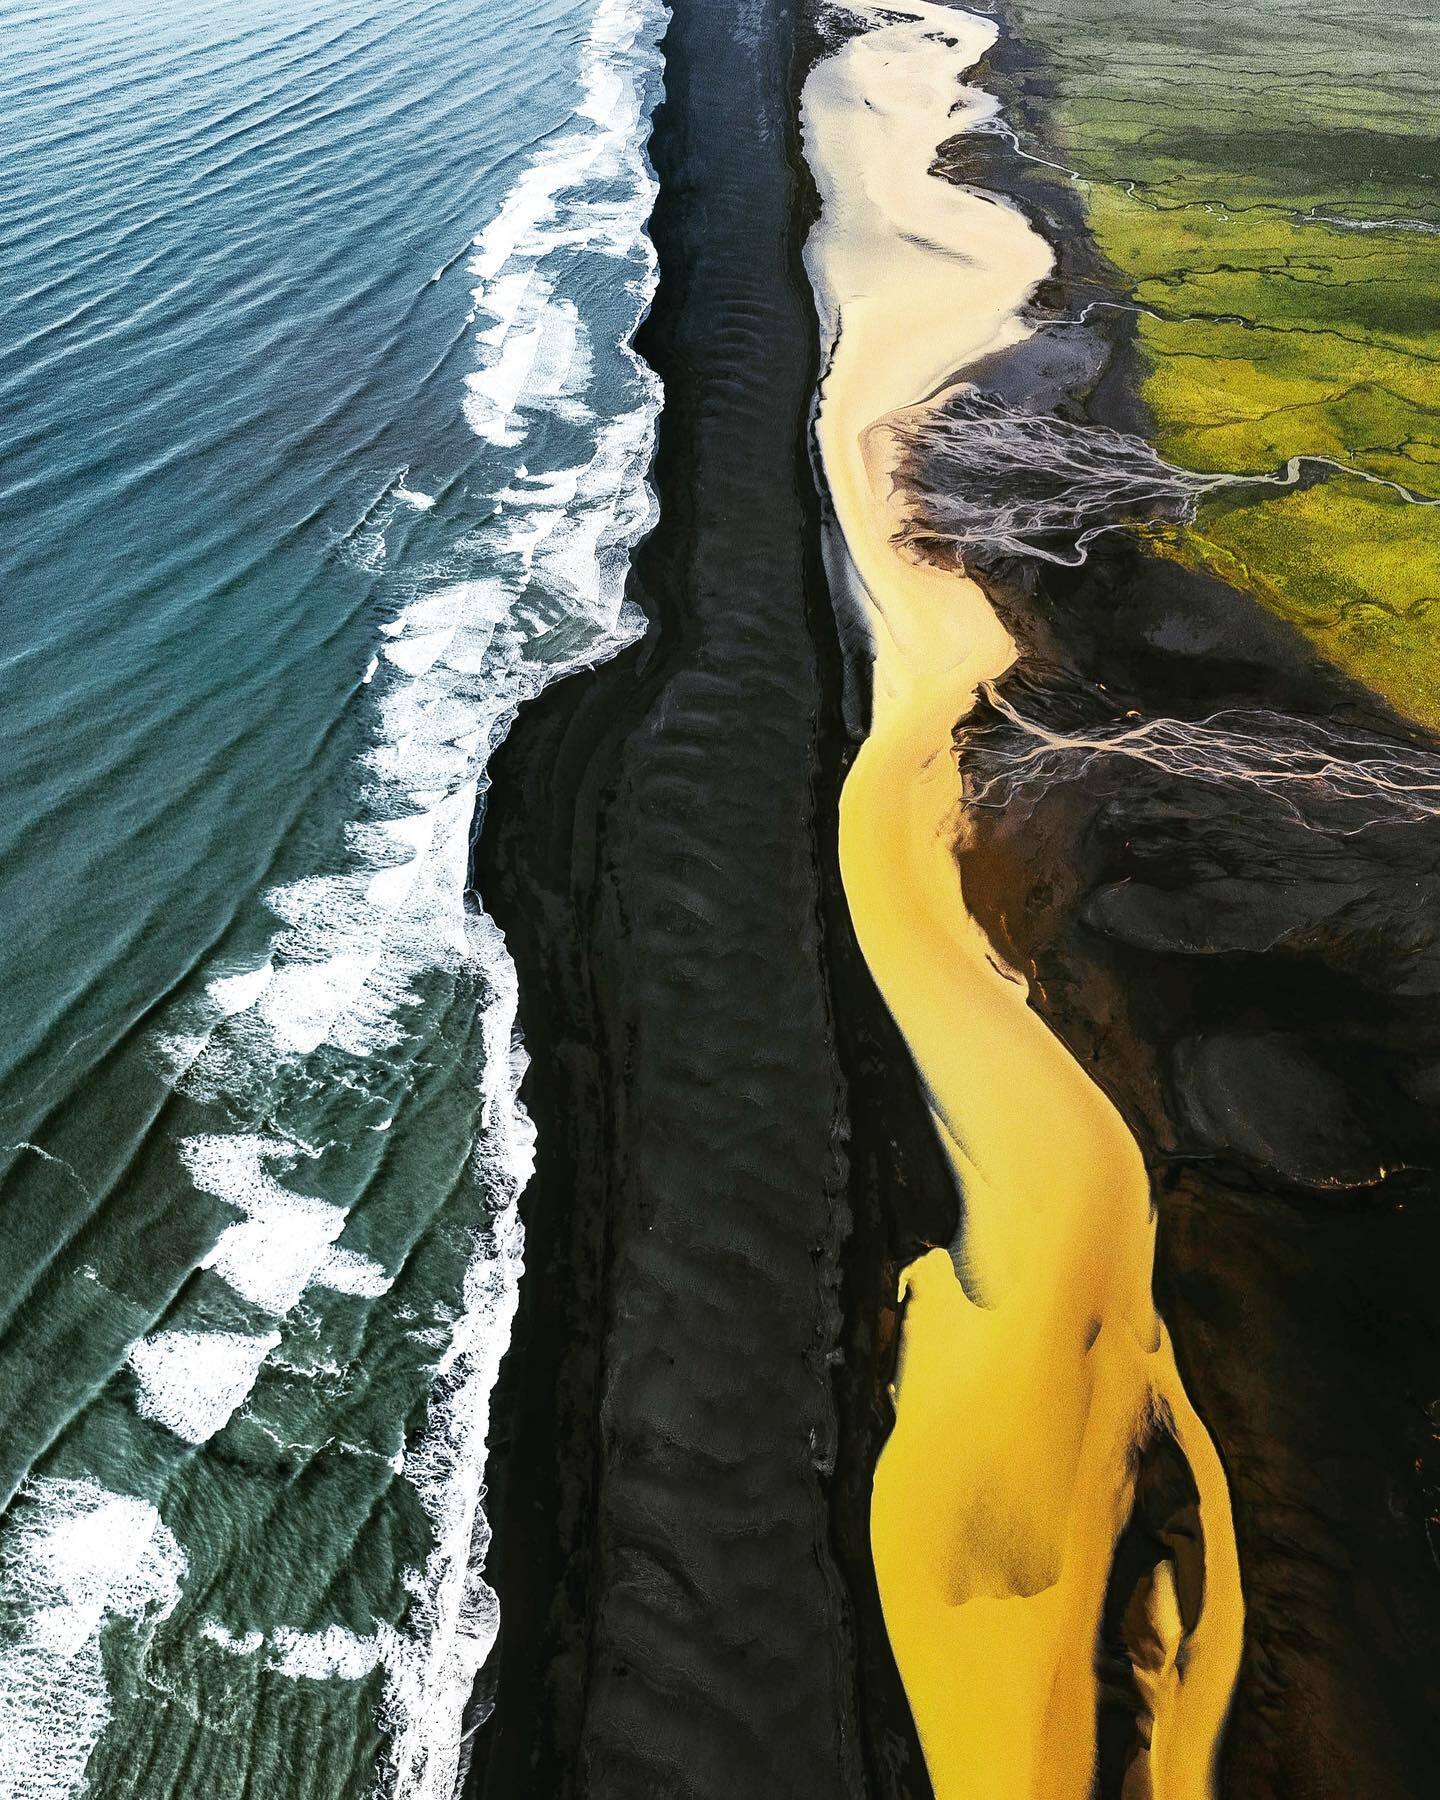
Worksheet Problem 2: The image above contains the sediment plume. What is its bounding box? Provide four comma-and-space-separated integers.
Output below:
801, 6, 1244, 1796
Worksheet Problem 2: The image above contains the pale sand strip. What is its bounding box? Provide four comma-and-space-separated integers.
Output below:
801, 7, 1243, 1795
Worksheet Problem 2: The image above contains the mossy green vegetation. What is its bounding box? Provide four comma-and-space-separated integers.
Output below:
1003, 0, 1440, 726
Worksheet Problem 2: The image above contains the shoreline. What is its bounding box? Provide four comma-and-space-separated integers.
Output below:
463, 2, 1440, 1795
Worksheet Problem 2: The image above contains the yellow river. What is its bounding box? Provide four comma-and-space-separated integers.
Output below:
800, 6, 1245, 1794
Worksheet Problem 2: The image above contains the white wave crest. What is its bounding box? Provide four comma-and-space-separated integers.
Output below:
185, 1133, 390, 1315
128, 1327, 283, 1443
272, 1623, 386, 1682
0, 1479, 184, 1800
374, 910, 532, 1800
200, 1618, 264, 1656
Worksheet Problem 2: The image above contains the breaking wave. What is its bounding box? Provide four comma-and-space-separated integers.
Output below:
0, 1480, 184, 1800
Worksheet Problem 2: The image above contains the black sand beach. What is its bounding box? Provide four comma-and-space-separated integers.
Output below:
465, 2, 946, 1794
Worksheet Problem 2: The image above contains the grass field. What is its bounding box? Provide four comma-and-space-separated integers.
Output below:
1003, 0, 1440, 724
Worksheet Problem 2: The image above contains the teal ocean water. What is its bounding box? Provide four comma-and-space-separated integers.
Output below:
0, 0, 663, 1792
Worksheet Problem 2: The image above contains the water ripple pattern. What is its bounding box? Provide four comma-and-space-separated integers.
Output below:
0, 0, 665, 1794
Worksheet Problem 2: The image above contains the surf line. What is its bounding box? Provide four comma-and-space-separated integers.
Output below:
799, 7, 1244, 1797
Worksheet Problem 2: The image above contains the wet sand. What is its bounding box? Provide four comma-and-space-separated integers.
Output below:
802, 6, 1241, 1795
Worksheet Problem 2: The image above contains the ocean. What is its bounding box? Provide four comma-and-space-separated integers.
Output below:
0, 0, 664, 1793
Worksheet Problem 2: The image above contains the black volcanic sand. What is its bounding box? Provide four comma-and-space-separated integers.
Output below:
917, 20, 1440, 1799
463, 2, 950, 1795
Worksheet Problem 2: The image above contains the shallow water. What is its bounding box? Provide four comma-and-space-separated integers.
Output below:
0, 0, 663, 1792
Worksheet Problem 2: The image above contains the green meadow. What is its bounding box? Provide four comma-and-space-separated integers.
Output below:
1004, 0, 1440, 725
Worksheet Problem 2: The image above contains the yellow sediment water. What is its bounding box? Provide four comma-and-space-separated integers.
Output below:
800, 6, 1244, 1795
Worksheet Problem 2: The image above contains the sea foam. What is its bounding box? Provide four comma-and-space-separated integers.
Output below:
128, 1327, 283, 1444
0, 1480, 184, 1800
